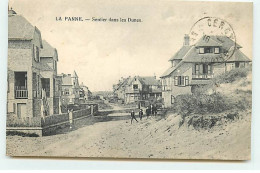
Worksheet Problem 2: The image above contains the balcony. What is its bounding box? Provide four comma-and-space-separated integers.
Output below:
14, 72, 28, 99
15, 89, 28, 99
192, 74, 214, 79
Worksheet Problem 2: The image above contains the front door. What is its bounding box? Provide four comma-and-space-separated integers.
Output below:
17, 103, 27, 118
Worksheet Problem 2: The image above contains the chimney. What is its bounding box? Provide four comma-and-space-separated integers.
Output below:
184, 34, 190, 46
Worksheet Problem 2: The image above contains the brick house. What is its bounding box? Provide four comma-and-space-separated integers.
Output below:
160, 34, 251, 107
60, 71, 81, 106
124, 76, 162, 104
7, 9, 44, 119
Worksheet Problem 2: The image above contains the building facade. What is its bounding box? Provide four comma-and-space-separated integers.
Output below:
7, 9, 44, 119
60, 71, 81, 106
7, 9, 62, 120
113, 77, 131, 101
80, 82, 92, 102
160, 35, 252, 108
124, 76, 162, 104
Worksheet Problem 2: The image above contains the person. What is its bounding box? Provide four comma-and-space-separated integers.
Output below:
130, 110, 138, 124
69, 109, 74, 129
152, 105, 157, 116
150, 104, 154, 116
154, 105, 157, 116
146, 106, 150, 119
139, 109, 143, 120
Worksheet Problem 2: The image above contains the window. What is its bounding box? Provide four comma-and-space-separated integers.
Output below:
41, 78, 50, 97
174, 76, 189, 86
235, 62, 240, 68
32, 44, 35, 59
204, 47, 213, 53
214, 47, 220, 54
54, 61, 57, 70
133, 84, 138, 90
194, 64, 212, 75
202, 64, 208, 74
35, 46, 40, 62
195, 64, 199, 74
199, 48, 204, 54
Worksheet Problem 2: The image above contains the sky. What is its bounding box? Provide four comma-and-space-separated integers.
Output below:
9, 0, 253, 91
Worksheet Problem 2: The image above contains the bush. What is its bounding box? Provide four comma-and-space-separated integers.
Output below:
173, 93, 229, 118
213, 67, 249, 84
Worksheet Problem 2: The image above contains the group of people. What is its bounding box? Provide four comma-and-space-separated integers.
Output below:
130, 105, 158, 124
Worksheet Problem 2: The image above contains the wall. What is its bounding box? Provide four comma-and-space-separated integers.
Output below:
162, 63, 193, 108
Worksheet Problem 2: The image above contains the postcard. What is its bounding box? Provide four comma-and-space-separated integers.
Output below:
6, 0, 252, 160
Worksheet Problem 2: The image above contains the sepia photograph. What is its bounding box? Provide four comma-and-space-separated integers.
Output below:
6, 0, 252, 160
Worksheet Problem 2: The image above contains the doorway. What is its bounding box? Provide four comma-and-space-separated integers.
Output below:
17, 103, 27, 118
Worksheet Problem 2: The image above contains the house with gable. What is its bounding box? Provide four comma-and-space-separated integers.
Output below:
113, 77, 131, 101
124, 76, 162, 104
160, 34, 252, 107
7, 9, 44, 119
60, 71, 81, 106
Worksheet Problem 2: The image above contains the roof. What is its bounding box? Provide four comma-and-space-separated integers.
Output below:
196, 36, 242, 49
72, 71, 78, 78
8, 12, 43, 48
161, 35, 250, 78
60, 74, 73, 86
161, 66, 179, 78
114, 77, 131, 91
226, 49, 251, 62
140, 76, 161, 85
9, 14, 34, 40
40, 63, 53, 71
169, 46, 192, 61
195, 37, 222, 47
40, 40, 58, 61
129, 76, 161, 86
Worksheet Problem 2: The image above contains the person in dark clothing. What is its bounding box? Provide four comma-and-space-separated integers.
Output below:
152, 105, 157, 116
146, 106, 151, 119
139, 109, 143, 120
130, 110, 138, 124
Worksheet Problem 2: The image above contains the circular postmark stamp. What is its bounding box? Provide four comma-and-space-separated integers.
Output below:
188, 17, 237, 65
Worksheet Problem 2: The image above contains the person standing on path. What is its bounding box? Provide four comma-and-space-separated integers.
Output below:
131, 110, 138, 124
139, 109, 143, 120
146, 106, 151, 119
69, 109, 74, 129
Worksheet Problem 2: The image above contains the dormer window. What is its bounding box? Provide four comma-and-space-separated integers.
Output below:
199, 47, 204, 54
199, 47, 215, 54
214, 47, 220, 54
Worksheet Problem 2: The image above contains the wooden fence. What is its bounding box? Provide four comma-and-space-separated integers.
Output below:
6, 104, 98, 136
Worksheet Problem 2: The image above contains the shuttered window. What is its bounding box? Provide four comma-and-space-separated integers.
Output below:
174, 76, 189, 86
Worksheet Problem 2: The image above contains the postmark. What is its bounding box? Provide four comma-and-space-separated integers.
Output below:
188, 17, 237, 65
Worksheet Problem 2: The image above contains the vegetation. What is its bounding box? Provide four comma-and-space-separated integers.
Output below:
171, 66, 252, 129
